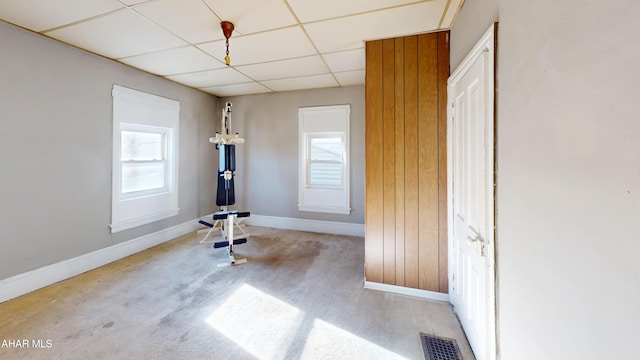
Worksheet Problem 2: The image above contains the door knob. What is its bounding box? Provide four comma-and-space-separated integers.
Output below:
467, 234, 479, 243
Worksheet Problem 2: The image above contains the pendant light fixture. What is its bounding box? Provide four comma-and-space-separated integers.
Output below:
220, 21, 234, 66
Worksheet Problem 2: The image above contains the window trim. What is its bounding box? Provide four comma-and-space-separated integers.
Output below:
298, 105, 351, 215
111, 85, 179, 233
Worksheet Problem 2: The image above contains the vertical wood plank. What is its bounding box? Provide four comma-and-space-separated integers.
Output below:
394, 37, 406, 287
417, 33, 440, 291
382, 39, 396, 284
365, 40, 384, 283
403, 36, 420, 289
437, 31, 450, 293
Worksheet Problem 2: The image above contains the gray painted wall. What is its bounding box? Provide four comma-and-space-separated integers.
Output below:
220, 86, 365, 224
452, 0, 640, 359
449, 0, 499, 71
0, 21, 219, 280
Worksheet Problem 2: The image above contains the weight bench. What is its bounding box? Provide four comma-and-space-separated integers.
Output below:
199, 210, 250, 267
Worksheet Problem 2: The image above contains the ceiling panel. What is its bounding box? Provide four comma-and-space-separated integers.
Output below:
0, 0, 462, 97
287, 0, 419, 23
203, 0, 296, 34
0, 0, 123, 32
304, 0, 447, 53
201, 82, 272, 97
198, 26, 317, 66
236, 56, 328, 81
334, 70, 365, 87
119, 46, 225, 76
45, 8, 186, 58
261, 74, 338, 92
322, 49, 365, 73
166, 67, 252, 88
132, 0, 223, 44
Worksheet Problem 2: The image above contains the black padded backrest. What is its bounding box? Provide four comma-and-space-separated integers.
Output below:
218, 144, 236, 172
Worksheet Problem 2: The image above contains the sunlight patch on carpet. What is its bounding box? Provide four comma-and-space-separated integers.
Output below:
300, 319, 409, 359
205, 284, 305, 360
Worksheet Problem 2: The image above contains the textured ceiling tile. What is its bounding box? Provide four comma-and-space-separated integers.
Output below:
304, 1, 446, 53
287, 0, 417, 23
198, 26, 317, 66
322, 49, 365, 73
0, 0, 123, 32
119, 46, 225, 76
200, 82, 273, 97
203, 0, 296, 34
45, 9, 186, 59
166, 67, 252, 88
261, 74, 338, 92
133, 0, 223, 44
334, 70, 365, 86
236, 56, 328, 81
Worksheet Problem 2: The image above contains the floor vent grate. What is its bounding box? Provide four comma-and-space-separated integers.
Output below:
420, 333, 463, 360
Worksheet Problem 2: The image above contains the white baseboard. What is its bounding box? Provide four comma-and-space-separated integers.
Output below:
244, 214, 364, 237
364, 281, 450, 302
0, 218, 203, 304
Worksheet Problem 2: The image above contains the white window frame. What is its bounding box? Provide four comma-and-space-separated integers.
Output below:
298, 105, 351, 215
111, 85, 179, 233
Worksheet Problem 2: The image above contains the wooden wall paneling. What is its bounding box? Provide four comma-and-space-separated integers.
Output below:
382, 39, 396, 284
394, 37, 406, 287
417, 33, 440, 291
403, 36, 420, 289
365, 32, 450, 293
365, 40, 384, 283
437, 32, 450, 293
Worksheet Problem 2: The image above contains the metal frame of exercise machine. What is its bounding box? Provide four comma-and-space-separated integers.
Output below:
198, 102, 251, 267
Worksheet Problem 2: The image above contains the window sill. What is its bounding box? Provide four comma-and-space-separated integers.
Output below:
297, 205, 351, 215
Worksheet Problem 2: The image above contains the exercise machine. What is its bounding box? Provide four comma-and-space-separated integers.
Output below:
198, 102, 251, 267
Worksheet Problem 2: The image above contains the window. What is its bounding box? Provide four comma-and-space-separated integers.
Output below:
120, 127, 168, 195
298, 105, 350, 214
111, 85, 179, 233
307, 135, 344, 186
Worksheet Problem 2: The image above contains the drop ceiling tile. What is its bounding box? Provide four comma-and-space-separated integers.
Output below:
203, 0, 296, 34
236, 56, 328, 81
322, 49, 365, 73
198, 26, 317, 66
287, 0, 418, 23
166, 67, 252, 88
45, 8, 186, 59
119, 46, 225, 76
133, 0, 223, 44
261, 74, 338, 92
334, 70, 365, 86
304, 1, 447, 53
201, 82, 272, 97
0, 0, 123, 32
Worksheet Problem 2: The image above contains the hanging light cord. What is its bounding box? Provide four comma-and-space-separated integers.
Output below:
225, 38, 230, 66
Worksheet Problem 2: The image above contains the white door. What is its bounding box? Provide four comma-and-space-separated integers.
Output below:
448, 25, 496, 360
